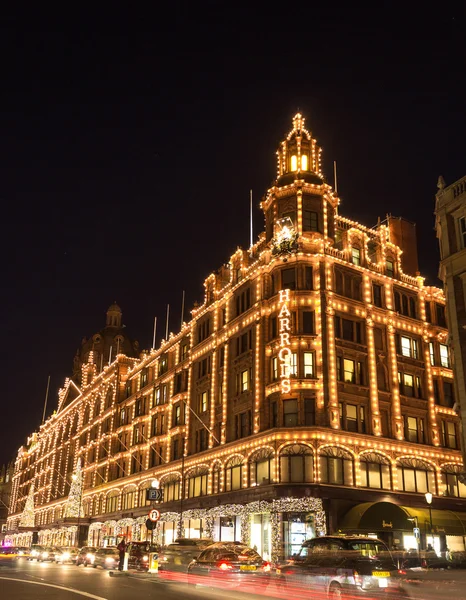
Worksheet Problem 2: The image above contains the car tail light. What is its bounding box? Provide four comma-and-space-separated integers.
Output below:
353, 570, 363, 586
238, 555, 248, 560
217, 561, 233, 570
421, 559, 427, 568
262, 561, 271, 572
398, 569, 407, 575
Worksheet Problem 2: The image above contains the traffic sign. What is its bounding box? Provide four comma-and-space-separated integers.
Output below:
413, 527, 420, 538
148, 508, 161, 522
146, 488, 163, 502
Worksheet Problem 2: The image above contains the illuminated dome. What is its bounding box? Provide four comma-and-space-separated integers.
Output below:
276, 112, 324, 186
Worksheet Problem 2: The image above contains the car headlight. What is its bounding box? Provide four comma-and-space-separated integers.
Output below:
86, 553, 94, 559
105, 557, 115, 563
62, 552, 70, 560
31, 550, 38, 556
18, 551, 24, 555
42, 552, 49, 558
142, 555, 148, 561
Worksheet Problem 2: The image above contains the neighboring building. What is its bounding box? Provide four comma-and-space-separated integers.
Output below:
435, 175, 466, 460
0, 461, 14, 545
6, 114, 466, 560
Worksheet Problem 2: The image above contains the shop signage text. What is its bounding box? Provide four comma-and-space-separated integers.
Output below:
278, 288, 292, 394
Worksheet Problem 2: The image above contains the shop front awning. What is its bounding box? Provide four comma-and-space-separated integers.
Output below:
339, 501, 466, 536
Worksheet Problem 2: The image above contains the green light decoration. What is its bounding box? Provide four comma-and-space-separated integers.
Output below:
19, 482, 36, 528
64, 459, 84, 518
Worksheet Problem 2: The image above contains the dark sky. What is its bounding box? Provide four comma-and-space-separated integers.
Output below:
1, 6, 465, 464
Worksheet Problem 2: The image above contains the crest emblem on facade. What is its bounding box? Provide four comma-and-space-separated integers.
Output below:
271, 217, 298, 260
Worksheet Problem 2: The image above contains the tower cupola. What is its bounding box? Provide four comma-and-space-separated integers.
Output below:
276, 112, 324, 186
106, 302, 122, 328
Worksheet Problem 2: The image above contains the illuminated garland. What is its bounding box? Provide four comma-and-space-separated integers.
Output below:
19, 483, 35, 528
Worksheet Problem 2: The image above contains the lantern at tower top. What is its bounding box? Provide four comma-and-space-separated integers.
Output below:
276, 112, 324, 185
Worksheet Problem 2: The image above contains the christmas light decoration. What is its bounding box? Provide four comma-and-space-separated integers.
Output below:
19, 483, 36, 528
63, 459, 84, 518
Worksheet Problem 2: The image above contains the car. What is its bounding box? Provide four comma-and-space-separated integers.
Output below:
38, 546, 59, 562
159, 538, 214, 572
275, 535, 405, 599
75, 546, 98, 567
28, 544, 46, 561
0, 546, 28, 557
93, 547, 119, 569
127, 542, 159, 571
187, 542, 271, 589
54, 546, 79, 564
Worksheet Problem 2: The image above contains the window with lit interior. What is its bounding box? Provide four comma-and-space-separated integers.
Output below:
280, 444, 313, 483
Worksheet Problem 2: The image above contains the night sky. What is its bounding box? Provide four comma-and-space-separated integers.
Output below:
1, 6, 465, 465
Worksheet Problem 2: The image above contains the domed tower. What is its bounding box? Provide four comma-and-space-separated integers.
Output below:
72, 303, 139, 386
263, 112, 339, 246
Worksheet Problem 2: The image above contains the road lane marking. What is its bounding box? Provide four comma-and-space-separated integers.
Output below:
0, 576, 109, 599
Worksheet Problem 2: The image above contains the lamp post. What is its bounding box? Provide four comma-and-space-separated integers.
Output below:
425, 492, 434, 549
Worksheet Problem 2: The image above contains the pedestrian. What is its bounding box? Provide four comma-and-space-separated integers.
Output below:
117, 538, 126, 571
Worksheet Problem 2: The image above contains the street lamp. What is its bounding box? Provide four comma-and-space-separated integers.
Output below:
425, 492, 434, 549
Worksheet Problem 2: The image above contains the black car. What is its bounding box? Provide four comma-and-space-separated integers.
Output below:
75, 546, 98, 567
276, 536, 405, 599
187, 542, 271, 589
159, 538, 213, 572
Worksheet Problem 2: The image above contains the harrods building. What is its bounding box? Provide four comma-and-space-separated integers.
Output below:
6, 114, 466, 561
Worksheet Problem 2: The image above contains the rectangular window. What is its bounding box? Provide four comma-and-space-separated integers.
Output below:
442, 421, 457, 449
198, 318, 211, 342
237, 330, 253, 355
303, 352, 315, 378
181, 343, 189, 361
271, 401, 278, 428
443, 381, 454, 408
425, 301, 432, 323
162, 384, 168, 404
436, 303, 446, 327
429, 342, 435, 366
352, 247, 361, 266
304, 397, 316, 425
460, 216, 466, 248
304, 266, 313, 290
282, 267, 296, 290
335, 316, 362, 343
405, 416, 424, 444
440, 344, 450, 368
154, 387, 161, 407
283, 399, 298, 426
159, 355, 168, 376
200, 391, 208, 413
400, 335, 419, 359
288, 353, 297, 377
198, 356, 211, 377
236, 287, 251, 316
346, 403, 357, 432
236, 411, 251, 438
272, 356, 278, 380
386, 260, 394, 277
173, 404, 181, 426
302, 311, 315, 334
303, 210, 318, 232
341, 358, 355, 383
372, 283, 383, 307
241, 369, 249, 392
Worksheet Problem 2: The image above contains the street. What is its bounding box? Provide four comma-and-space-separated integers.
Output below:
3, 557, 466, 600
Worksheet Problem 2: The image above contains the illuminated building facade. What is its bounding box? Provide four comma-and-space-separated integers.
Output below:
7, 114, 466, 559
435, 175, 466, 462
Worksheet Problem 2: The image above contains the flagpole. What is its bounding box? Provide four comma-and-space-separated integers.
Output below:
42, 375, 51, 424
152, 316, 157, 349
180, 291, 185, 328
250, 189, 253, 255
165, 304, 170, 340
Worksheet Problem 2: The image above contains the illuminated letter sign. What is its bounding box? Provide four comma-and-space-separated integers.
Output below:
278, 289, 292, 394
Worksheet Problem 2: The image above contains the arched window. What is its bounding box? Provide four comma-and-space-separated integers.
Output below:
212, 462, 221, 494
360, 453, 391, 489
290, 155, 298, 171
301, 154, 308, 170
319, 447, 353, 486
121, 487, 137, 510
397, 457, 436, 493
105, 387, 114, 409
442, 464, 466, 498
138, 481, 152, 507
161, 473, 180, 502
94, 397, 101, 418
280, 444, 313, 483
249, 448, 274, 486
186, 466, 208, 498
225, 455, 244, 491
106, 491, 119, 513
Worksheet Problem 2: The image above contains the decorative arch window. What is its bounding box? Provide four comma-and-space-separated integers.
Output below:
121, 487, 137, 510
225, 455, 244, 491
396, 457, 436, 494
360, 453, 391, 489
280, 444, 313, 483
319, 447, 354, 486
105, 388, 114, 409
249, 448, 274, 486
441, 464, 466, 498
138, 481, 152, 507
106, 491, 119, 513
186, 466, 208, 498
94, 397, 101, 418
301, 154, 308, 170
212, 462, 222, 494
162, 473, 181, 502
291, 155, 298, 171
